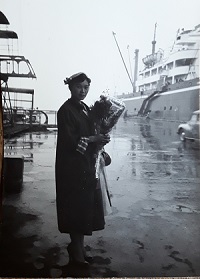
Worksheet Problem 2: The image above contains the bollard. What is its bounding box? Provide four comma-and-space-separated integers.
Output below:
3, 155, 24, 193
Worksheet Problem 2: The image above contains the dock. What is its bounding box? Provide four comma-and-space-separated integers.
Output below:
1, 118, 200, 277
3, 122, 57, 138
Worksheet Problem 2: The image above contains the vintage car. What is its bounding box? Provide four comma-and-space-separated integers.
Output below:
177, 110, 200, 142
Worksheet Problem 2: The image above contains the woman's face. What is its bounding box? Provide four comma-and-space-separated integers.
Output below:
70, 80, 90, 102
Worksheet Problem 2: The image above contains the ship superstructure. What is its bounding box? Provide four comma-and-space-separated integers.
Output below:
138, 24, 199, 91
119, 24, 200, 121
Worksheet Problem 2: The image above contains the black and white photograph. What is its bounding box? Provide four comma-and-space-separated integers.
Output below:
0, 0, 200, 277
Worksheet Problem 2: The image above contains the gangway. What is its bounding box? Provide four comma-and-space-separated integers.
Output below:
138, 75, 168, 116
138, 90, 160, 116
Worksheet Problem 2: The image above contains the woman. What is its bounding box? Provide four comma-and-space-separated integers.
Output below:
55, 72, 110, 268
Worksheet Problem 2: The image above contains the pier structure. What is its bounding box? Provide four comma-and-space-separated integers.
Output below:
0, 11, 37, 218
0, 10, 37, 137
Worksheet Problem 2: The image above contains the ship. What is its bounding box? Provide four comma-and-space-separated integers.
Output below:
116, 23, 200, 122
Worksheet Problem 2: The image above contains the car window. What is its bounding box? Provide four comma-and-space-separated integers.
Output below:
190, 114, 197, 123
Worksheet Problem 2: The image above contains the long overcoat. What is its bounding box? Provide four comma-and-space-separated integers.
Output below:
55, 98, 105, 235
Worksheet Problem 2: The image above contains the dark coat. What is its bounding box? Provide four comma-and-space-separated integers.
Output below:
55, 98, 105, 235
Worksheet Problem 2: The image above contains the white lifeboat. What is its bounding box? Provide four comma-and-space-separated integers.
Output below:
142, 50, 163, 67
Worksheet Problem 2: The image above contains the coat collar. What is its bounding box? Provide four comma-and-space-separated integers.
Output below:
68, 98, 90, 119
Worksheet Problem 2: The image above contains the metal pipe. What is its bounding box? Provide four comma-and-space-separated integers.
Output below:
133, 49, 139, 91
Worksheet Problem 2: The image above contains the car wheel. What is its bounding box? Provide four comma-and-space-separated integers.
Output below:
179, 129, 186, 142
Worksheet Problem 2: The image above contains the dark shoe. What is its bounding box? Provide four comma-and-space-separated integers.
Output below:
84, 255, 93, 263
83, 245, 94, 263
67, 243, 89, 266
83, 250, 93, 263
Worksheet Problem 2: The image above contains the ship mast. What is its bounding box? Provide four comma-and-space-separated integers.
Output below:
152, 23, 157, 54
112, 31, 135, 92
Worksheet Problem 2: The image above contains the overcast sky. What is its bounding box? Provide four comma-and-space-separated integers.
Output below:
1, 0, 200, 110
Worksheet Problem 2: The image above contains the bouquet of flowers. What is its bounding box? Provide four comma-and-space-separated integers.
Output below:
90, 95, 126, 179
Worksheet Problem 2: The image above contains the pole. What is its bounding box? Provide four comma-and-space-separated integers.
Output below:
0, 78, 4, 224
102, 167, 112, 207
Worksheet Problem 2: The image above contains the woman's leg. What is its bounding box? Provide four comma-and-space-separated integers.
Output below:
69, 232, 85, 262
67, 234, 91, 277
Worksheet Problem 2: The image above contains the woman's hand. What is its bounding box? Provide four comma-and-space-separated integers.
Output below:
89, 134, 110, 145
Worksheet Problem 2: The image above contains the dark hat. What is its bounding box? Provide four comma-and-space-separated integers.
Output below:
64, 72, 91, 85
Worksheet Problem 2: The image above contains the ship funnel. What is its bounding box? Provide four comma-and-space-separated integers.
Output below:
133, 49, 139, 91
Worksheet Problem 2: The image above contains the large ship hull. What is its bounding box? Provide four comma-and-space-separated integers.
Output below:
123, 79, 200, 122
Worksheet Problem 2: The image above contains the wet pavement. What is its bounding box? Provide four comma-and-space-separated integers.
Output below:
0, 117, 200, 277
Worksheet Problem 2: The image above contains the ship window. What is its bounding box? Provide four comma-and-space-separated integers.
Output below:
151, 68, 157, 75
144, 71, 150, 77
164, 106, 166, 110
134, 108, 137, 111
166, 62, 173, 70
169, 106, 172, 110
175, 76, 185, 83
166, 77, 172, 84
175, 58, 194, 67
145, 83, 150, 90
151, 82, 157, 89
158, 67, 162, 73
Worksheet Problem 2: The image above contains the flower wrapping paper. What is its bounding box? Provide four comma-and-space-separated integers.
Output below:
90, 95, 126, 178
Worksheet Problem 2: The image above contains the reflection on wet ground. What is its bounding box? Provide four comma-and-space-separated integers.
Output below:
0, 118, 200, 277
